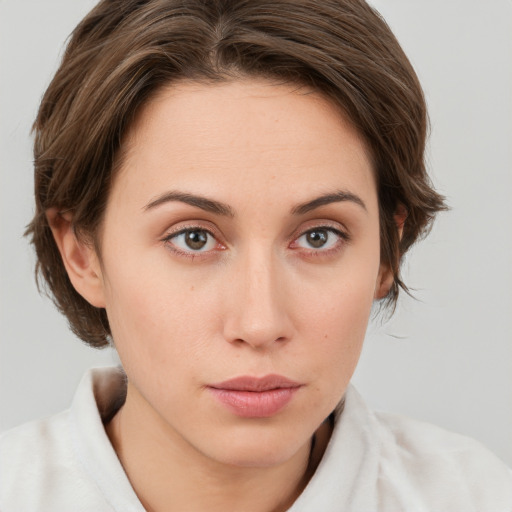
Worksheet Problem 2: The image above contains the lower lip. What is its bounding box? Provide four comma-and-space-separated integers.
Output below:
208, 387, 300, 418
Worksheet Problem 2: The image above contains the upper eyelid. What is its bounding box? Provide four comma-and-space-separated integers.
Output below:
162, 223, 219, 240
295, 223, 349, 240
301, 224, 345, 234
166, 226, 214, 237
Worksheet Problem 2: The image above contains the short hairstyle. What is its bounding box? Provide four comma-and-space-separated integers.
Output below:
26, 0, 446, 348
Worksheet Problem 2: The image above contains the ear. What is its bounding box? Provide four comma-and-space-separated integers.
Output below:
394, 203, 407, 240
374, 204, 408, 299
46, 207, 106, 308
374, 263, 394, 300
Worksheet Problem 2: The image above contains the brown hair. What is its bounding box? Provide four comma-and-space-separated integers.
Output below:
26, 0, 446, 348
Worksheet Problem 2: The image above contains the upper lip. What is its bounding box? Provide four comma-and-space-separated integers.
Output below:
209, 374, 302, 392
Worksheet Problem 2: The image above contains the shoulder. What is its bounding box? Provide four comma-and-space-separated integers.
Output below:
0, 367, 139, 512
0, 410, 73, 483
0, 401, 123, 512
0, 412, 107, 512
374, 409, 512, 510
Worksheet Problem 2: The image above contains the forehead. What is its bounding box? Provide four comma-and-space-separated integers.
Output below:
112, 78, 377, 214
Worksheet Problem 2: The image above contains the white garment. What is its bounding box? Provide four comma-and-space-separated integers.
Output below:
1, 366, 511, 511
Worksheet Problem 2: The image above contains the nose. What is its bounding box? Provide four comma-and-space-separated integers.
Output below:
222, 247, 293, 350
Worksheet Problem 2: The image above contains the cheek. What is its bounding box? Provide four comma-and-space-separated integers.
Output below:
289, 248, 380, 386
295, 238, 379, 330
101, 247, 221, 374
300, 280, 374, 367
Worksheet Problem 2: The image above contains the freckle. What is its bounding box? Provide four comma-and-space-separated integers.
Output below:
324, 334, 328, 339
190, 286, 195, 292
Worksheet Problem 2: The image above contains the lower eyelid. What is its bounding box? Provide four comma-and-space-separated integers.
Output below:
289, 226, 350, 254
161, 227, 228, 258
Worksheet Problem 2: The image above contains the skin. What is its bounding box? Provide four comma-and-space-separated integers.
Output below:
49, 79, 394, 512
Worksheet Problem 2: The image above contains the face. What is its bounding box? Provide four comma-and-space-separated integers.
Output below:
91, 79, 387, 467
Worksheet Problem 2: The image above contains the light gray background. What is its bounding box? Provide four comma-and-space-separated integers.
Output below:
1, 0, 511, 466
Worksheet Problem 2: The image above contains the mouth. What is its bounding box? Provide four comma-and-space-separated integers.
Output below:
207, 375, 303, 418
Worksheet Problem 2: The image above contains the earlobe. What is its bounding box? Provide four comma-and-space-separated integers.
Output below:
46, 207, 106, 308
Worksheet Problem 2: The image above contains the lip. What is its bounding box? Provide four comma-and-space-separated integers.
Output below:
207, 375, 302, 418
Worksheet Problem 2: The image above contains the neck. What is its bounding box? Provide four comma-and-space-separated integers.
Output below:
105, 383, 332, 512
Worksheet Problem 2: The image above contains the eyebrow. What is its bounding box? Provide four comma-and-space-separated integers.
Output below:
143, 189, 366, 217
291, 190, 367, 215
144, 191, 235, 217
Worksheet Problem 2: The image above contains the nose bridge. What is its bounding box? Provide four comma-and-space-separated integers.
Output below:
224, 242, 290, 348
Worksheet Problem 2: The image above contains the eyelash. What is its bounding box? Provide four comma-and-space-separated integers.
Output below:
160, 225, 223, 261
292, 226, 350, 258
161, 224, 350, 260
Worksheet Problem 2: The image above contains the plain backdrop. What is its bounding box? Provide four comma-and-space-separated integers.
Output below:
1, 0, 511, 466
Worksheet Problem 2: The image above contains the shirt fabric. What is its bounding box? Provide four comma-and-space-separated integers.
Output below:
1, 366, 511, 511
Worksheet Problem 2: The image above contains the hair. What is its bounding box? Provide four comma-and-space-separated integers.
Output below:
26, 0, 446, 348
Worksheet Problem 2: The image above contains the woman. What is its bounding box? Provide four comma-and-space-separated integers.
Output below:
1, 1, 511, 510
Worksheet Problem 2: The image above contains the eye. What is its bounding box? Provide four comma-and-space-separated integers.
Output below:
294, 227, 345, 251
165, 228, 218, 253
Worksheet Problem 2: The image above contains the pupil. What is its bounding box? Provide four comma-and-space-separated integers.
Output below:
307, 230, 328, 248
185, 230, 208, 250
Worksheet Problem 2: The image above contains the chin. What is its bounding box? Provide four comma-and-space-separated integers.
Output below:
214, 447, 297, 469
202, 425, 310, 469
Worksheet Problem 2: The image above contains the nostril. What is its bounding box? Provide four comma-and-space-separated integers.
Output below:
228, 335, 288, 349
